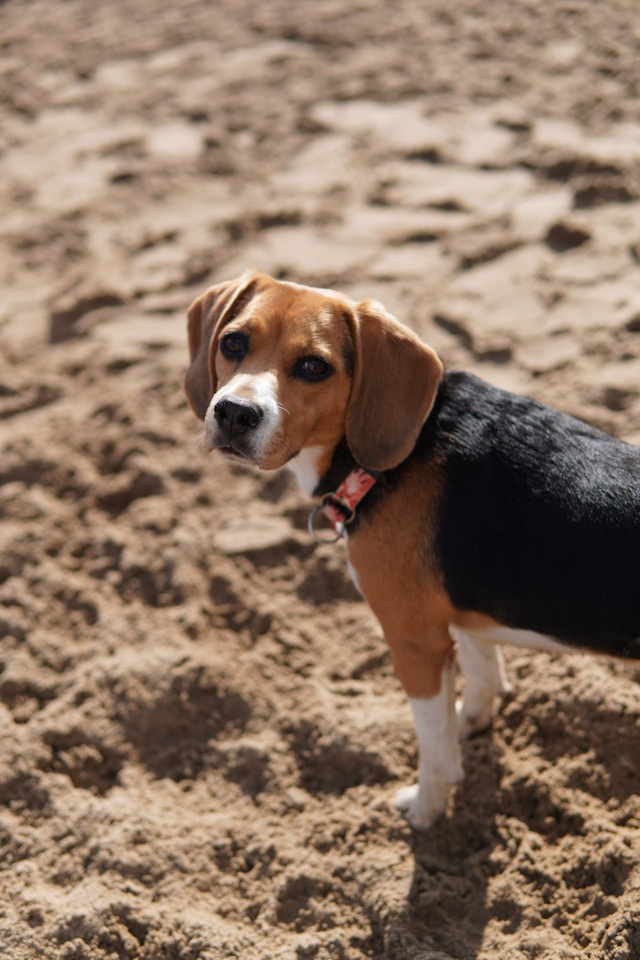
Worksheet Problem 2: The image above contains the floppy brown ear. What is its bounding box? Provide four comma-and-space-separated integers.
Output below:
184, 273, 260, 420
345, 300, 443, 471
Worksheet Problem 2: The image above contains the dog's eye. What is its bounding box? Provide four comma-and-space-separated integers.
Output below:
295, 356, 333, 382
220, 332, 248, 361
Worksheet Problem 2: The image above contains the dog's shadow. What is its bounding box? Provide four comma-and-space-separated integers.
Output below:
390, 692, 639, 959
384, 733, 503, 960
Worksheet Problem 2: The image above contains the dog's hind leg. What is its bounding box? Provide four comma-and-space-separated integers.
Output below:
451, 627, 511, 740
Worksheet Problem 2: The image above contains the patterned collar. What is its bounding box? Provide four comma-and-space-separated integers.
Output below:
308, 466, 379, 542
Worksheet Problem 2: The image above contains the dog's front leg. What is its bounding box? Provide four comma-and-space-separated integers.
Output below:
346, 529, 462, 829
389, 640, 463, 831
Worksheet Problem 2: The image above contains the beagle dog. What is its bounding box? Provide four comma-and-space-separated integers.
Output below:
185, 271, 640, 830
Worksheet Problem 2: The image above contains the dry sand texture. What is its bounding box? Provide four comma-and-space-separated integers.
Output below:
1, 1, 639, 957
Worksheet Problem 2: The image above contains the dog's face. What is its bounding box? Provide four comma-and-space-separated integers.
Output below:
185, 272, 443, 477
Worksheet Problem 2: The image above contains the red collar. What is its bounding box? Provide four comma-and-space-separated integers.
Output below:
308, 467, 379, 542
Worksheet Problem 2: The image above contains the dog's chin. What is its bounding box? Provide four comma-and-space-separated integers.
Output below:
217, 448, 253, 466
208, 431, 292, 472
213, 441, 260, 466
211, 442, 281, 472
207, 435, 253, 464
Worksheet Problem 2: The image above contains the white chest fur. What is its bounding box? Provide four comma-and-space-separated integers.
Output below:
287, 446, 324, 496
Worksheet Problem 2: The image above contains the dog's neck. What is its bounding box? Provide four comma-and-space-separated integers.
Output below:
288, 440, 358, 498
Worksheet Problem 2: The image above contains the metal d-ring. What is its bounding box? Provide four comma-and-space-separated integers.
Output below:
307, 504, 345, 544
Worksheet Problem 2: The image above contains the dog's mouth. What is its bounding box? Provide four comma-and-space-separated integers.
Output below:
213, 436, 294, 473
205, 422, 255, 461
213, 440, 254, 464
206, 415, 289, 471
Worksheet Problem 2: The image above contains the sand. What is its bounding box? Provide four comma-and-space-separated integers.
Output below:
0, 1, 639, 957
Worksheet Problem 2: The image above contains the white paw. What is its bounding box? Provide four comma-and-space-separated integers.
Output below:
456, 697, 494, 741
394, 783, 419, 814
393, 782, 449, 832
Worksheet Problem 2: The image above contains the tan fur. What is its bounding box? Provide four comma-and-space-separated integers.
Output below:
346, 460, 455, 698
185, 276, 259, 419
341, 300, 443, 471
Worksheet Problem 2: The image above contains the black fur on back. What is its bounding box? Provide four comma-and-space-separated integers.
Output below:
422, 371, 640, 658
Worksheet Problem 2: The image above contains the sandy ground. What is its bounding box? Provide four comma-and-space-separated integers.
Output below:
1, 1, 639, 957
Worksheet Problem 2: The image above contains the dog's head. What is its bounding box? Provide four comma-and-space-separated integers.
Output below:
185, 271, 442, 477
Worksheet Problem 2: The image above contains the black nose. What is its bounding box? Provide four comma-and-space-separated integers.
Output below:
214, 397, 263, 435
